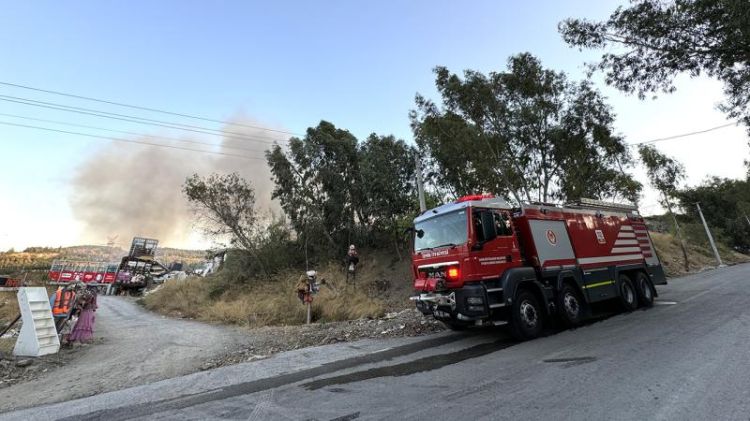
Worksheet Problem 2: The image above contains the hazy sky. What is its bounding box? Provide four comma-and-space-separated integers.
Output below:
1, 1, 746, 250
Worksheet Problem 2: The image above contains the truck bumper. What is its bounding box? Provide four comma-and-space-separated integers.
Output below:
411, 283, 494, 322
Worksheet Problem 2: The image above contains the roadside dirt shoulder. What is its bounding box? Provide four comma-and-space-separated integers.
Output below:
1, 296, 443, 412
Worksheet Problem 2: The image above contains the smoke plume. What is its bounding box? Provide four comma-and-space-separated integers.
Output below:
70, 117, 285, 248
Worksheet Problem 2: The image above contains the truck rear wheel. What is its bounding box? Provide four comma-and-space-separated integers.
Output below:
634, 272, 654, 308
557, 283, 584, 328
510, 289, 543, 340
617, 274, 638, 312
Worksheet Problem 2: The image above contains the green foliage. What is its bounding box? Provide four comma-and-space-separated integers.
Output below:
677, 177, 750, 252
357, 134, 418, 243
266, 121, 418, 256
266, 121, 359, 250
212, 219, 301, 287
183, 172, 271, 278
560, 0, 750, 127
21, 247, 58, 253
638, 144, 686, 201
411, 53, 640, 204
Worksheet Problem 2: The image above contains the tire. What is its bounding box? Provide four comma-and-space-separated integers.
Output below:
510, 289, 544, 340
557, 283, 584, 327
634, 272, 655, 308
617, 274, 638, 312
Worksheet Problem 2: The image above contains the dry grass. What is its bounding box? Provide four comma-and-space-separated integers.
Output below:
1, 291, 20, 326
142, 260, 389, 327
1, 286, 61, 331
0, 337, 14, 354
651, 232, 750, 277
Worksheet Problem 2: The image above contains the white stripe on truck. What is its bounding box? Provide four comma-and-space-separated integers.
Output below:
417, 261, 459, 269
611, 247, 643, 254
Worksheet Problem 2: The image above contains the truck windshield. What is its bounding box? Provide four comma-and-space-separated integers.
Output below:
414, 210, 468, 251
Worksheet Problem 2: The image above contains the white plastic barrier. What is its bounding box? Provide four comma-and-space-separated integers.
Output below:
13, 287, 60, 357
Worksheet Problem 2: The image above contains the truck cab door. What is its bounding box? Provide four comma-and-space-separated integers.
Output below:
491, 210, 520, 267
470, 209, 519, 279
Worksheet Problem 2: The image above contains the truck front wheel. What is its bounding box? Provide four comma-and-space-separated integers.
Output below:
510, 289, 544, 340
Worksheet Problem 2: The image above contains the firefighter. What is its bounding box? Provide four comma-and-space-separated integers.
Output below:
345, 245, 359, 283
295, 270, 319, 303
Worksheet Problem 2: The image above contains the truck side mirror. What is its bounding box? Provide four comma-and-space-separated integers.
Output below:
481, 211, 497, 242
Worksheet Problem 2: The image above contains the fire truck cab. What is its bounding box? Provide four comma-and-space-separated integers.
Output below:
411, 195, 666, 340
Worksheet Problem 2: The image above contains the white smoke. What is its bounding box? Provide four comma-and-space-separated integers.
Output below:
69, 117, 286, 248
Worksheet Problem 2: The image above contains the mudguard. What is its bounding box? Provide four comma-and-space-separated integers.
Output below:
555, 269, 587, 302
499, 267, 549, 312
615, 263, 660, 297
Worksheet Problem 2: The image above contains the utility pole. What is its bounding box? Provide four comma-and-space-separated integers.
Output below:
306, 299, 312, 325
696, 202, 723, 267
415, 154, 427, 213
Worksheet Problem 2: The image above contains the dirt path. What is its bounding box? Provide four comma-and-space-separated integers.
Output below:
1, 296, 251, 412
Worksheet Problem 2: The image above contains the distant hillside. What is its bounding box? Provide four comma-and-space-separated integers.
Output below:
0, 245, 206, 273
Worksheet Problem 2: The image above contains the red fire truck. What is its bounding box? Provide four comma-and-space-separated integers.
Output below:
410, 195, 666, 340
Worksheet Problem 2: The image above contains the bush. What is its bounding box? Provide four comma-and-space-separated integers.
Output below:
143, 267, 387, 327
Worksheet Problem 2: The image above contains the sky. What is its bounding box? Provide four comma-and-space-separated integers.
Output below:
0, 1, 747, 251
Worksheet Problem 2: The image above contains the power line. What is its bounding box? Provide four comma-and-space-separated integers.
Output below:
0, 112, 268, 154
0, 81, 302, 136
0, 95, 287, 145
631, 121, 740, 146
0, 121, 267, 160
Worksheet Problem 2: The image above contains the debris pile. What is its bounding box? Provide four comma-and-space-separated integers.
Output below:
0, 350, 71, 389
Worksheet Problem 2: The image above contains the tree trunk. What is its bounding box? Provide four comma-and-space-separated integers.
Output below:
393, 235, 403, 262
663, 194, 689, 272
304, 226, 309, 271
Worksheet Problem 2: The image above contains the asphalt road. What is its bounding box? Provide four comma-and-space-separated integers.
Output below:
5, 264, 750, 420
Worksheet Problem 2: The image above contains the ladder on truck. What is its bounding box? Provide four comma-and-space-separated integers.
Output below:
565, 198, 639, 213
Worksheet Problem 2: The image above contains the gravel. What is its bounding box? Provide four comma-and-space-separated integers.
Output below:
199, 308, 445, 370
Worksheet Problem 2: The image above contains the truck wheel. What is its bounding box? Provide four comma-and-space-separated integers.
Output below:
634, 272, 654, 308
557, 283, 584, 327
617, 274, 638, 312
510, 289, 543, 340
